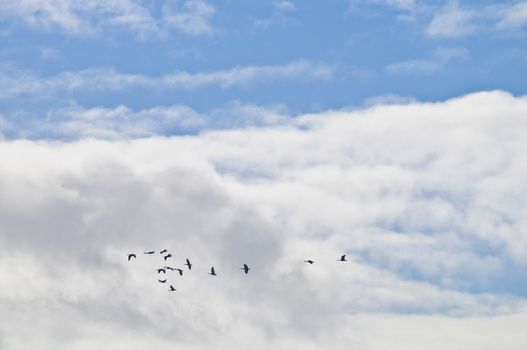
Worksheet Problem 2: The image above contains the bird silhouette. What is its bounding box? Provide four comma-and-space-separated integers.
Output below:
175, 268, 184, 276
127, 254, 136, 261
169, 285, 176, 292
185, 258, 192, 270
144, 251, 155, 254
158, 279, 167, 283
240, 264, 250, 274
209, 267, 217, 276
164, 266, 175, 271
157, 268, 166, 274
160, 249, 168, 254
163, 254, 172, 261
304, 260, 314, 264
339, 255, 347, 262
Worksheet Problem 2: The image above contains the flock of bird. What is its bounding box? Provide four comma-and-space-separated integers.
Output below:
127, 250, 348, 292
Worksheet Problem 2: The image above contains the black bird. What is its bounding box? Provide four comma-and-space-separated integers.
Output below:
160, 249, 168, 254
144, 251, 155, 254
158, 279, 167, 283
240, 264, 250, 274
209, 267, 217, 276
164, 266, 175, 271
339, 255, 347, 262
169, 285, 176, 292
157, 268, 166, 274
304, 260, 314, 264
163, 254, 172, 261
175, 268, 184, 276
127, 254, 136, 261
185, 259, 192, 270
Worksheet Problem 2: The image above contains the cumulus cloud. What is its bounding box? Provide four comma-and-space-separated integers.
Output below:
1, 91, 527, 348
0, 60, 335, 100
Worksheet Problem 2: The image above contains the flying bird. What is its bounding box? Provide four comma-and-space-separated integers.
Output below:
158, 279, 167, 283
127, 254, 136, 261
175, 268, 184, 276
164, 266, 175, 271
160, 249, 168, 254
157, 268, 166, 274
144, 251, 155, 254
163, 254, 172, 261
304, 260, 314, 264
209, 267, 217, 276
240, 264, 250, 274
339, 255, 347, 262
169, 285, 176, 292
185, 259, 192, 270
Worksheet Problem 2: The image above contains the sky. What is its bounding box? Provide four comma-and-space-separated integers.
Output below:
1, 1, 527, 349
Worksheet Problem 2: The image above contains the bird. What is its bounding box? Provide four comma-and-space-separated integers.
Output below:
175, 268, 184, 276
209, 267, 217, 276
127, 254, 136, 261
158, 279, 167, 283
169, 285, 176, 292
339, 255, 347, 262
185, 258, 192, 270
240, 264, 250, 274
163, 254, 172, 261
144, 251, 155, 254
160, 249, 168, 254
157, 268, 166, 274
304, 260, 314, 264
164, 266, 175, 271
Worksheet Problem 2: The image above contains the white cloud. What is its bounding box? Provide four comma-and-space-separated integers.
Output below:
386, 47, 468, 74
254, 0, 297, 30
364, 94, 418, 106
43, 104, 205, 139
0, 0, 158, 37
497, 2, 527, 30
0, 0, 216, 38
349, 0, 417, 12
162, 0, 216, 36
0, 60, 334, 100
273, 0, 296, 12
426, 1, 475, 38
370, 0, 416, 11
6, 102, 290, 139
1, 90, 527, 348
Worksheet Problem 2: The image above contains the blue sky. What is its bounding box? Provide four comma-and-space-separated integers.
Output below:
1, 0, 527, 138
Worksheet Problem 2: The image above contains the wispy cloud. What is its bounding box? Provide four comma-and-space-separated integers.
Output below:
254, 0, 297, 30
0, 0, 216, 38
0, 60, 335, 100
426, 1, 475, 38
496, 2, 527, 30
4, 101, 294, 139
386, 47, 468, 74
42, 105, 205, 139
162, 0, 216, 36
370, 0, 416, 11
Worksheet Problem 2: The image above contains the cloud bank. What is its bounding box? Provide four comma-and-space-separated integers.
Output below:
1, 91, 527, 349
